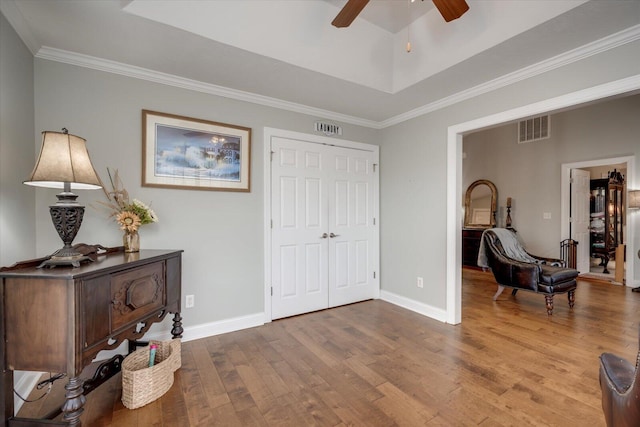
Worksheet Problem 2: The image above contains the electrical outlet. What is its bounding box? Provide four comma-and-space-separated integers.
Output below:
185, 294, 195, 308
417, 277, 424, 288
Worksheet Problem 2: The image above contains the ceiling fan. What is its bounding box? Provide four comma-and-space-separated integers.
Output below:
332, 0, 469, 28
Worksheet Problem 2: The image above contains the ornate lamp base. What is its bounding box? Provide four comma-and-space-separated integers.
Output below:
38, 199, 93, 269
38, 254, 94, 269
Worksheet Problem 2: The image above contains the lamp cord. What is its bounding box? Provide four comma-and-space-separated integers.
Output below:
13, 373, 67, 403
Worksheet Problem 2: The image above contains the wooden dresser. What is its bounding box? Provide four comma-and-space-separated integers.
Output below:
462, 228, 485, 268
1, 249, 183, 426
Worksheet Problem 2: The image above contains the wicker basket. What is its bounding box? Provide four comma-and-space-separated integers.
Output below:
121, 339, 181, 409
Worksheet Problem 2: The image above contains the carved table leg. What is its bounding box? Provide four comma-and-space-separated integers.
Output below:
171, 312, 183, 339
568, 290, 576, 309
544, 295, 554, 315
61, 376, 85, 426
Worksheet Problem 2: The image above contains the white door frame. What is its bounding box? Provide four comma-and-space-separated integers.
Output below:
446, 75, 640, 325
263, 127, 380, 322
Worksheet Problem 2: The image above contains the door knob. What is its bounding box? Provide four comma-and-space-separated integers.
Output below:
321, 233, 328, 239
329, 233, 339, 238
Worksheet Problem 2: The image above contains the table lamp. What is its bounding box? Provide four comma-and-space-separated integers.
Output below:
24, 129, 103, 268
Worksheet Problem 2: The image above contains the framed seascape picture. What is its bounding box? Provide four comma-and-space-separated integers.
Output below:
142, 110, 251, 192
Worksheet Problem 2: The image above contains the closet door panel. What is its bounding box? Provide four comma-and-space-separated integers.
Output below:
271, 137, 329, 319
329, 148, 376, 307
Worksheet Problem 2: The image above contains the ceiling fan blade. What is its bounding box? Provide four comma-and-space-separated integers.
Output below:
331, 0, 370, 28
432, 0, 469, 22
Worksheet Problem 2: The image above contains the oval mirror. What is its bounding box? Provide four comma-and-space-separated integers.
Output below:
464, 179, 497, 228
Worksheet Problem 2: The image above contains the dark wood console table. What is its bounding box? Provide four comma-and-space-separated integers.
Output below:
1, 249, 183, 426
462, 228, 485, 268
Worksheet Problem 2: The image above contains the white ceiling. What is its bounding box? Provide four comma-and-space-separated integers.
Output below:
2, 0, 639, 126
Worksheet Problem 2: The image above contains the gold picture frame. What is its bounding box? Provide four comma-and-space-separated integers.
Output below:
142, 110, 251, 192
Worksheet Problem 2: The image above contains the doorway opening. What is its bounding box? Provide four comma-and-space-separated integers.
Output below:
561, 157, 633, 285
446, 75, 640, 325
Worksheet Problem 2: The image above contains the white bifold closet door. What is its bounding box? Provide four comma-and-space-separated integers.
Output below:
271, 136, 377, 320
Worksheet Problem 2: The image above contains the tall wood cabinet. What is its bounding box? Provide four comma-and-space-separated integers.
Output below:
590, 178, 624, 274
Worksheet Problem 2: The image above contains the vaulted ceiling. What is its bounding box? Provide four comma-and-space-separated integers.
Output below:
2, 0, 639, 126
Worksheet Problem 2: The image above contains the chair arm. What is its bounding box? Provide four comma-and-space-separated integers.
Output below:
599, 353, 635, 394
489, 251, 541, 291
526, 251, 566, 267
510, 261, 541, 291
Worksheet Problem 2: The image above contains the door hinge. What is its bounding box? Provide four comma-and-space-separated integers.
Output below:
271, 287, 273, 296
373, 271, 376, 279
373, 218, 376, 225
373, 163, 378, 172
271, 151, 275, 161
271, 219, 273, 228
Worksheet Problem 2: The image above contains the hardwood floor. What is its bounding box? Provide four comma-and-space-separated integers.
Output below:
17, 268, 640, 426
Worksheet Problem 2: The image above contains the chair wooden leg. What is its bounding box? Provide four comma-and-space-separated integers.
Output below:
511, 289, 518, 296
493, 285, 505, 301
568, 290, 575, 309
544, 294, 554, 315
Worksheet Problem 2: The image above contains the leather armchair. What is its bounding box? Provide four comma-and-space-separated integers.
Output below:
480, 228, 579, 315
599, 339, 640, 426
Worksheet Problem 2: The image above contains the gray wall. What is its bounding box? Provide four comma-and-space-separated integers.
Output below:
33, 59, 380, 328
0, 13, 35, 266
379, 39, 640, 311
463, 95, 639, 258
0, 11, 36, 411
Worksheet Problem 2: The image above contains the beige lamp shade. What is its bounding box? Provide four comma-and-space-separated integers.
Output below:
24, 131, 102, 190
629, 190, 640, 209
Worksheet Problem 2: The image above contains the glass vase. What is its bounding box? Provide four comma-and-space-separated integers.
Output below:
123, 230, 140, 253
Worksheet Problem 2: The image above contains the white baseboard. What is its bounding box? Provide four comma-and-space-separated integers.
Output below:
94, 312, 266, 361
13, 371, 43, 415
177, 312, 266, 343
380, 290, 448, 323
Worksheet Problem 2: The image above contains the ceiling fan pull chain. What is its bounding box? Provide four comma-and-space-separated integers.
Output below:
406, 0, 412, 53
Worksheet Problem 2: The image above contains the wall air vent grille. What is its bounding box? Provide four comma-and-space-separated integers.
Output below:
315, 121, 342, 137
518, 115, 550, 144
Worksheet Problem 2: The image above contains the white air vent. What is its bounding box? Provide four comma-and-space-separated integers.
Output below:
518, 115, 550, 144
315, 121, 342, 137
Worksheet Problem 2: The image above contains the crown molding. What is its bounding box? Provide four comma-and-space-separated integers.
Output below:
34, 47, 381, 130
380, 24, 640, 128
34, 24, 640, 130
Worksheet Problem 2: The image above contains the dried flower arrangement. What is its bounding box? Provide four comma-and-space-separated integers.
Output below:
96, 168, 158, 233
